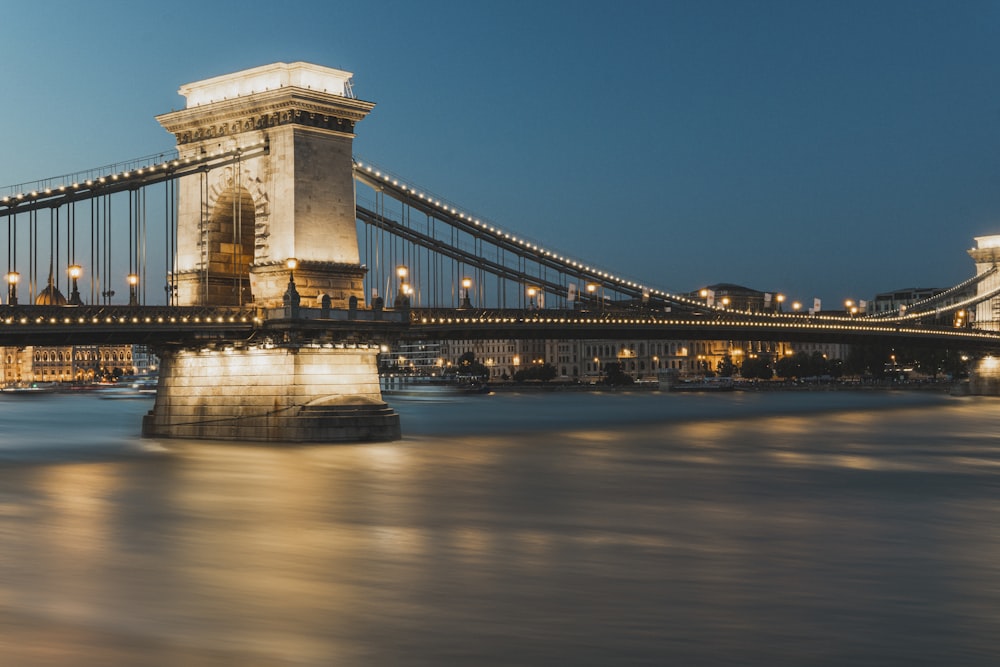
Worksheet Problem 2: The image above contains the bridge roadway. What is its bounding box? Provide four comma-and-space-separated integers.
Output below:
3, 305, 1000, 351
405, 308, 1000, 349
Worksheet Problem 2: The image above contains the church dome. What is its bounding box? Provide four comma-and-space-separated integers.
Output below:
35, 282, 67, 306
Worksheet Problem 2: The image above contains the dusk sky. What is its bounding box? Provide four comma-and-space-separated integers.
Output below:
1, 0, 998, 307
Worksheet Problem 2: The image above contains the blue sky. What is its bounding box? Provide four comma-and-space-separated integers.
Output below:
1, 0, 998, 307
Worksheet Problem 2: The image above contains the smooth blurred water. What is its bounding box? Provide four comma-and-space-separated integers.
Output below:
1, 389, 999, 666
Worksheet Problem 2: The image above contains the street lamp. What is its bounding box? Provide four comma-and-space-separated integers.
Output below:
792, 301, 802, 313
460, 276, 473, 309
68, 265, 82, 305
284, 258, 300, 308
127, 273, 139, 306
586, 282, 600, 312
775, 293, 785, 312
5, 271, 18, 305
527, 285, 538, 309
395, 265, 410, 307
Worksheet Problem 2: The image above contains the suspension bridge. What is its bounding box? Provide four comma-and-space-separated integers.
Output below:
2, 62, 998, 442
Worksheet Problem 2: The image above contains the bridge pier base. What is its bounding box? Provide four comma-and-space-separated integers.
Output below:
960, 356, 1000, 396
142, 345, 400, 443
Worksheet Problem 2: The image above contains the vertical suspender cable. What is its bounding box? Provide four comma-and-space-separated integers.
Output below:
106, 193, 112, 304
90, 197, 96, 304
52, 207, 58, 294
128, 190, 134, 287
165, 177, 172, 305
231, 164, 237, 304
141, 187, 147, 304
235, 156, 242, 306
201, 170, 208, 305
8, 210, 15, 281
29, 209, 36, 302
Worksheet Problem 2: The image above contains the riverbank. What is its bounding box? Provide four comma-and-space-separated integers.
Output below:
483, 379, 959, 393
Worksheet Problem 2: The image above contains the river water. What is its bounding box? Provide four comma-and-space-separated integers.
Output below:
1, 388, 999, 666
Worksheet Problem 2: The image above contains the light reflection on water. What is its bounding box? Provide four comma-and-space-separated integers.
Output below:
1, 390, 1000, 665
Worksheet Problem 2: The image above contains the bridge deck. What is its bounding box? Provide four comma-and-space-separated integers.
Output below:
2, 305, 999, 350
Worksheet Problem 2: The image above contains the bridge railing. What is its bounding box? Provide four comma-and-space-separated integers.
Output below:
0, 150, 180, 199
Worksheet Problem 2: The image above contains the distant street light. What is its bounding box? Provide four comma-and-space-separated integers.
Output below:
395, 265, 409, 307
68, 265, 83, 305
6, 271, 19, 305
127, 273, 139, 306
460, 276, 473, 309
284, 258, 300, 309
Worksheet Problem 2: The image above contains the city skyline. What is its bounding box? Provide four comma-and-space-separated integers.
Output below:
1, 0, 998, 307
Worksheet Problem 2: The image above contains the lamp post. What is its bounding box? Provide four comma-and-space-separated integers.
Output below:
127, 273, 139, 306
395, 265, 409, 307
284, 258, 300, 309
527, 286, 538, 310
68, 265, 82, 305
460, 277, 473, 309
775, 293, 785, 313
6, 271, 18, 305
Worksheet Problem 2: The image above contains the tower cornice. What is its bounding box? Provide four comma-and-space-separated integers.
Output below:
968, 247, 1000, 266
157, 88, 375, 145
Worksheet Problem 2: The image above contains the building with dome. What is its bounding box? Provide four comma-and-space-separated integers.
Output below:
1, 344, 157, 385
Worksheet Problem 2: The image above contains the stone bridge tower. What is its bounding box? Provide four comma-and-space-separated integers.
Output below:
156, 62, 373, 308
144, 63, 399, 443
968, 235, 1000, 332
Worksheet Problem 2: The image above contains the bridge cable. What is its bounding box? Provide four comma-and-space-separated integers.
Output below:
52, 207, 58, 299
105, 192, 112, 304
200, 170, 208, 306
141, 185, 148, 305
29, 209, 36, 302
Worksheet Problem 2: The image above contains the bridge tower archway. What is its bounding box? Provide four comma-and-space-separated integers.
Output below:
200, 179, 256, 305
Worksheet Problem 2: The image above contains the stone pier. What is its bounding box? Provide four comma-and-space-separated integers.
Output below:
142, 345, 400, 443
960, 356, 1000, 396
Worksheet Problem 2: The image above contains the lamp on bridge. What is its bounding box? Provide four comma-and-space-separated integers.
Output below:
527, 286, 538, 310
460, 277, 473, 309
845, 299, 858, 317
128, 273, 139, 306
395, 265, 409, 308
775, 293, 785, 312
68, 265, 83, 305
284, 258, 301, 308
5, 271, 18, 305
792, 301, 802, 313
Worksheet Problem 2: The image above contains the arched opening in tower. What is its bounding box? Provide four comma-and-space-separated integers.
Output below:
207, 187, 255, 305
